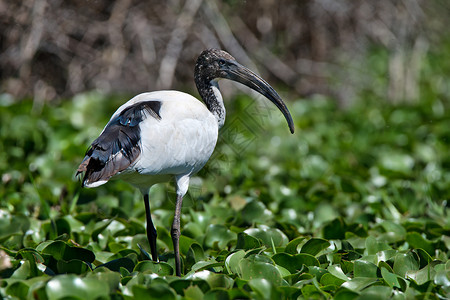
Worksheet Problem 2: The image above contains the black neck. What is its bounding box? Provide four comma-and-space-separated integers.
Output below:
194, 76, 226, 128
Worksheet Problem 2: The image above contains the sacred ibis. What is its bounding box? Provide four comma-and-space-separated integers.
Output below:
77, 49, 294, 276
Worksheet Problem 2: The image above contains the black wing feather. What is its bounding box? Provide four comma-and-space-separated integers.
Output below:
77, 101, 162, 186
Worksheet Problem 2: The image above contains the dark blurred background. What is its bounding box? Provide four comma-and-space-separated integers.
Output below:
0, 0, 449, 105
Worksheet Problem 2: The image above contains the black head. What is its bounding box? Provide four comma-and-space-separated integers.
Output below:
195, 49, 294, 134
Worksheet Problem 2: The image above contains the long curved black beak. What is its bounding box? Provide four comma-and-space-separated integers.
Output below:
220, 60, 295, 134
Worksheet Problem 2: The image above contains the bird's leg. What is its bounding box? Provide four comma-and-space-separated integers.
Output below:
144, 194, 158, 262
171, 193, 184, 276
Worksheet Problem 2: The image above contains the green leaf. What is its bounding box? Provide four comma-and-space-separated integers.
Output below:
235, 232, 262, 250
87, 271, 121, 294
413, 248, 433, 269
380, 220, 406, 240
204, 288, 230, 300
191, 260, 223, 272
284, 237, 305, 254
41, 240, 95, 264
179, 235, 199, 255
204, 224, 236, 249
406, 232, 435, 256
323, 218, 346, 239
353, 259, 378, 278
186, 242, 205, 268
239, 256, 282, 285
5, 281, 29, 299
378, 261, 393, 273
327, 265, 350, 282
225, 250, 246, 275
380, 267, 407, 291
189, 271, 234, 289
96, 257, 135, 273
308, 266, 328, 281
334, 288, 359, 300
272, 253, 320, 274
11, 260, 33, 279
46, 274, 110, 300
392, 253, 419, 277
132, 283, 177, 300
241, 200, 272, 224
359, 285, 392, 299
406, 265, 436, 285
134, 261, 173, 275
244, 226, 289, 248
320, 273, 346, 286
300, 238, 330, 256
341, 277, 379, 292
365, 236, 391, 255
57, 259, 92, 274
248, 278, 275, 299
184, 285, 204, 300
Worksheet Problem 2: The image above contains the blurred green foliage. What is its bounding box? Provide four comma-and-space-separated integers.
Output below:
0, 45, 450, 298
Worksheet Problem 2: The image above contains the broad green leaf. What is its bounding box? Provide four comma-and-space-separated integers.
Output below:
378, 261, 393, 273
235, 232, 262, 250
392, 253, 419, 277
241, 200, 272, 224
341, 277, 378, 291
334, 288, 359, 300
376, 249, 397, 263
17, 249, 43, 277
57, 259, 92, 274
301, 282, 329, 299
323, 218, 346, 239
272, 253, 319, 274
87, 271, 121, 294
406, 232, 435, 256
179, 235, 199, 255
225, 250, 246, 275
204, 224, 236, 249
353, 259, 378, 278
320, 273, 346, 286
191, 260, 223, 272
413, 248, 433, 269
5, 281, 29, 299
134, 261, 173, 275
365, 236, 391, 255
327, 265, 350, 282
204, 288, 230, 299
248, 278, 275, 299
132, 283, 177, 300
359, 285, 392, 299
244, 226, 289, 248
46, 274, 110, 300
41, 240, 95, 264
308, 266, 328, 281
188, 271, 233, 289
96, 257, 135, 273
239, 256, 282, 285
380, 267, 407, 291
11, 260, 32, 279
183, 285, 204, 300
300, 238, 330, 256
186, 242, 205, 268
284, 237, 305, 254
406, 265, 436, 285
434, 267, 450, 288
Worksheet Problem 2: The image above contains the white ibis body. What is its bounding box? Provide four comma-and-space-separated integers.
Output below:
77, 49, 294, 276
